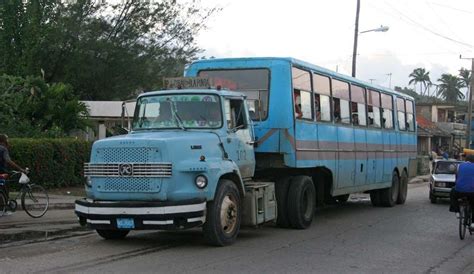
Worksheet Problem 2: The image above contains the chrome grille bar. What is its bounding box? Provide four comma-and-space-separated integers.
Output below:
84, 163, 172, 177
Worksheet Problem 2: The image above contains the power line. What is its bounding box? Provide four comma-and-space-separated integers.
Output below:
383, 1, 473, 49
429, 2, 473, 14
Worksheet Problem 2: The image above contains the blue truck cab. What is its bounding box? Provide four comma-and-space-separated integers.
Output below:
75, 88, 274, 246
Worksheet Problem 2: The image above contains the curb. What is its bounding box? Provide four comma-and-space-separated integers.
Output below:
0, 226, 91, 248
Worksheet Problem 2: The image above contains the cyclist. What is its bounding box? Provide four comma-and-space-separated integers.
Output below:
0, 134, 26, 174
449, 153, 474, 229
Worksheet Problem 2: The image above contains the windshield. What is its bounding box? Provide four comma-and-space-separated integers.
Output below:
132, 94, 222, 130
434, 161, 459, 174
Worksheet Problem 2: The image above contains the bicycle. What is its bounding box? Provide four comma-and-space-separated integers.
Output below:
0, 169, 49, 218
458, 197, 473, 240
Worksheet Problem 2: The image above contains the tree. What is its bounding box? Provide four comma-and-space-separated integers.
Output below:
437, 74, 465, 102
0, 74, 89, 137
408, 68, 432, 96
459, 67, 471, 100
0, 0, 219, 100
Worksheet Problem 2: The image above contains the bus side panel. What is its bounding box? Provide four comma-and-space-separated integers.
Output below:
317, 124, 338, 184
295, 121, 318, 168
366, 129, 382, 184
354, 127, 367, 186
337, 126, 355, 189
382, 131, 393, 182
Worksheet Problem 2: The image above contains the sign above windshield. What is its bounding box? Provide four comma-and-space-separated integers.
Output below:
163, 77, 211, 89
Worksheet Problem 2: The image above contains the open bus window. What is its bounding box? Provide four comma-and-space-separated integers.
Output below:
294, 89, 312, 120
334, 98, 350, 124
368, 105, 381, 127
351, 102, 367, 126
315, 94, 331, 122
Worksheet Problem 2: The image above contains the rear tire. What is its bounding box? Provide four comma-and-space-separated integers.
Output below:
397, 170, 408, 204
203, 179, 241, 246
379, 172, 400, 207
287, 176, 316, 229
459, 205, 467, 240
21, 184, 49, 218
0, 190, 6, 217
96, 229, 129, 240
275, 177, 291, 228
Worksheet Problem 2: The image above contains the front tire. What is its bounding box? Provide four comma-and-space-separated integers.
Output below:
0, 191, 6, 217
429, 191, 437, 204
379, 172, 400, 207
96, 229, 129, 240
21, 184, 49, 218
203, 179, 241, 246
287, 176, 316, 229
459, 205, 467, 240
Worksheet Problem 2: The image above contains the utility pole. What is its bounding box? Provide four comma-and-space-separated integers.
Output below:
460, 55, 474, 149
352, 0, 360, 77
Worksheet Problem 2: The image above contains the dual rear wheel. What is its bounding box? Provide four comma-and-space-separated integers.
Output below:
370, 170, 408, 207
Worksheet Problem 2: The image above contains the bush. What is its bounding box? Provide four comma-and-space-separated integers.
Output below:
9, 138, 92, 189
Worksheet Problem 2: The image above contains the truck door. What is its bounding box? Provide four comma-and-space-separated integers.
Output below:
223, 98, 255, 179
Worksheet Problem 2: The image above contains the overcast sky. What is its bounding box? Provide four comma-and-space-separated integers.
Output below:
194, 0, 474, 97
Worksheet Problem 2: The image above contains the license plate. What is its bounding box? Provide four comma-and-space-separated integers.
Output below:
117, 218, 135, 229
436, 182, 446, 188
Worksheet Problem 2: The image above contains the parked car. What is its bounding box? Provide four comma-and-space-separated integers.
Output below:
429, 159, 462, 203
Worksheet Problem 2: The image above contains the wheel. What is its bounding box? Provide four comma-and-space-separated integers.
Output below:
203, 179, 241, 246
8, 200, 17, 212
379, 172, 400, 207
21, 184, 49, 218
335, 194, 350, 203
429, 191, 437, 204
0, 191, 6, 217
287, 176, 316, 229
459, 205, 467, 240
275, 177, 291, 228
96, 229, 129, 240
397, 170, 408, 204
370, 190, 381, 207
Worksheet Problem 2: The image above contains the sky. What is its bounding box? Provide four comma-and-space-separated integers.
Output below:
194, 0, 474, 97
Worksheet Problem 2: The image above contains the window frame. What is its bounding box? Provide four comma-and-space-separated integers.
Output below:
367, 89, 382, 128
380, 93, 394, 130
292, 67, 313, 121
312, 73, 332, 123
350, 84, 367, 127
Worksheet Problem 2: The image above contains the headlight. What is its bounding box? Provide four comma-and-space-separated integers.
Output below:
85, 176, 92, 187
195, 175, 208, 189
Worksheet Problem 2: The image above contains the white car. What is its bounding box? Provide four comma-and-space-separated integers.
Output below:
429, 160, 462, 204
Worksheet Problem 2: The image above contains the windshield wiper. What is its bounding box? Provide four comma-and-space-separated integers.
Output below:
167, 99, 186, 131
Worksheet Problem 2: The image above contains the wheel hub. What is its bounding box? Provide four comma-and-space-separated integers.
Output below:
220, 195, 237, 234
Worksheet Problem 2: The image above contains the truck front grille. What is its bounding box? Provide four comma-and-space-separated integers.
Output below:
103, 177, 154, 192
97, 147, 156, 162
84, 163, 172, 178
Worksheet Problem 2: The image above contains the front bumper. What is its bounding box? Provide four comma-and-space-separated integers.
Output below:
431, 187, 452, 197
75, 198, 206, 230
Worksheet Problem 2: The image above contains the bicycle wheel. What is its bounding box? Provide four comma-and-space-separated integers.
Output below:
459, 205, 467, 240
21, 184, 49, 218
0, 190, 6, 217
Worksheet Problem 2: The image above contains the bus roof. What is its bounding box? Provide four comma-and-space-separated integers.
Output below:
138, 88, 246, 99
190, 57, 415, 101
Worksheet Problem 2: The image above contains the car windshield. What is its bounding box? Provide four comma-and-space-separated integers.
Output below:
434, 161, 459, 174
132, 94, 222, 130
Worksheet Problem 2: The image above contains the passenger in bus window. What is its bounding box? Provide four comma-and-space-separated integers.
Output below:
352, 113, 359, 125
314, 94, 321, 121
334, 99, 341, 122
294, 90, 303, 118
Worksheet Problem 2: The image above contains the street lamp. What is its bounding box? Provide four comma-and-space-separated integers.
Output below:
351, 0, 389, 77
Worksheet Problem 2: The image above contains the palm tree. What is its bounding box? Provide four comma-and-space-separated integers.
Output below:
459, 67, 471, 100
408, 68, 432, 96
437, 74, 465, 102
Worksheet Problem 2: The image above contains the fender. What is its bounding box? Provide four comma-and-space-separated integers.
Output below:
207, 159, 245, 201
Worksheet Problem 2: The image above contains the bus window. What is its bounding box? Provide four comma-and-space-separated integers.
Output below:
397, 97, 406, 131
351, 85, 367, 126
332, 79, 350, 124
198, 69, 269, 120
381, 93, 393, 129
292, 67, 311, 91
368, 90, 381, 127
294, 89, 312, 120
313, 73, 331, 122
406, 100, 415, 132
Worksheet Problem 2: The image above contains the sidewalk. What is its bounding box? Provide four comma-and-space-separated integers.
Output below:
1, 174, 432, 246
0, 194, 89, 247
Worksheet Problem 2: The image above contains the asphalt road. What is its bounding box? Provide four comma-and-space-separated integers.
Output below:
0, 182, 472, 274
